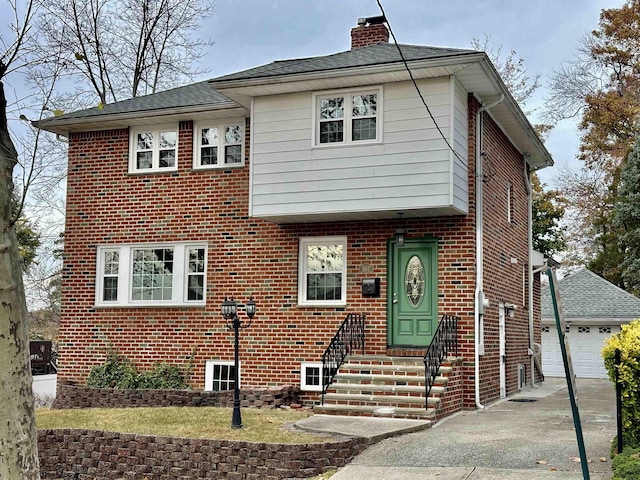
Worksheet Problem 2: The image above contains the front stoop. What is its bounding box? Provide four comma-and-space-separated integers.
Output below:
314, 355, 461, 420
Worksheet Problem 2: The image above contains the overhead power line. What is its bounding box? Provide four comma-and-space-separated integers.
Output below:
375, 0, 466, 164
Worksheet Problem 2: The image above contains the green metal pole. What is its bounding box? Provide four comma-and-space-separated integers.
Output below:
547, 268, 590, 480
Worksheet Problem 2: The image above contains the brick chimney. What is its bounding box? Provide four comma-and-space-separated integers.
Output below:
350, 16, 389, 49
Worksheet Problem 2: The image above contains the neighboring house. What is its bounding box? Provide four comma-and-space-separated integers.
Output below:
541, 268, 640, 379
37, 16, 552, 416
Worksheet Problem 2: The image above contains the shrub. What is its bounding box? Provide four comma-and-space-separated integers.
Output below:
613, 446, 640, 480
87, 350, 192, 390
137, 363, 190, 389
602, 319, 640, 448
87, 351, 138, 389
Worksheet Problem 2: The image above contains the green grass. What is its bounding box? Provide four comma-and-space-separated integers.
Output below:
36, 406, 331, 444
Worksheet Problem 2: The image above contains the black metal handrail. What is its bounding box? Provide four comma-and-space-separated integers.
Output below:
321, 313, 366, 404
423, 314, 459, 408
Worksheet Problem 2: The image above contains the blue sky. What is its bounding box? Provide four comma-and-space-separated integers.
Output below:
199, 0, 623, 184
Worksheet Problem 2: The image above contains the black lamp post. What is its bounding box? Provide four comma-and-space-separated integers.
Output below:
221, 296, 256, 429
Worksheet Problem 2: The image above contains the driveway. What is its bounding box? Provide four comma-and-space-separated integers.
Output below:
330, 378, 615, 479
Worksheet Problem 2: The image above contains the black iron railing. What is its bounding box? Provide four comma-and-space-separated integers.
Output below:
423, 314, 459, 408
321, 313, 365, 404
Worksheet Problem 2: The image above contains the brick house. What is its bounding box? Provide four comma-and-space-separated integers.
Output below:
38, 17, 552, 417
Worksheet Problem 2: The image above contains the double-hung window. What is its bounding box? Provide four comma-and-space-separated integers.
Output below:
194, 121, 244, 168
298, 236, 347, 306
129, 125, 178, 173
315, 88, 381, 146
96, 242, 207, 307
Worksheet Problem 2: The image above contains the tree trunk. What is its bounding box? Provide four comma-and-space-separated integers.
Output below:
0, 81, 40, 479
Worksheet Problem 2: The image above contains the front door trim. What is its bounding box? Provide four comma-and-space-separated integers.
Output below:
386, 236, 438, 347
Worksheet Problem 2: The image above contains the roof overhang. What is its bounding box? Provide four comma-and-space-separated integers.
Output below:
35, 103, 247, 137
208, 52, 552, 170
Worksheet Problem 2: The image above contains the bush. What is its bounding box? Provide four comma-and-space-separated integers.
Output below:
87, 350, 191, 390
87, 351, 138, 389
137, 363, 190, 389
602, 319, 640, 447
613, 446, 640, 480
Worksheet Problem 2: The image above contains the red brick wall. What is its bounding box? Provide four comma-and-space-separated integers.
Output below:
476, 103, 535, 404
59, 119, 478, 397
350, 23, 389, 48
58, 93, 537, 408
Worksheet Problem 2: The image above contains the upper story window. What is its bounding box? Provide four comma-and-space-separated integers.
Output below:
129, 125, 178, 173
96, 242, 207, 307
298, 236, 347, 306
314, 88, 382, 146
194, 121, 244, 169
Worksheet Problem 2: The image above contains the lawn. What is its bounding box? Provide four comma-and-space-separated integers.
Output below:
36, 406, 331, 444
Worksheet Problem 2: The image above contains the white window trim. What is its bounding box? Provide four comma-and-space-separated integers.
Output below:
204, 360, 239, 392
311, 87, 383, 147
298, 236, 347, 307
193, 119, 245, 169
95, 242, 207, 307
300, 362, 323, 392
129, 124, 179, 174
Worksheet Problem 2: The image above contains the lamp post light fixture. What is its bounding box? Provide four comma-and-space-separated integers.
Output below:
221, 296, 256, 429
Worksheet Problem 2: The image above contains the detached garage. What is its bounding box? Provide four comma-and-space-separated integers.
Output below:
541, 268, 640, 379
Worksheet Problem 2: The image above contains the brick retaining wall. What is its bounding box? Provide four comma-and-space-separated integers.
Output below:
53, 384, 299, 410
38, 428, 367, 480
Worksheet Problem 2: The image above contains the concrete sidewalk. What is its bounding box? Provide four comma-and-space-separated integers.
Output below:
295, 378, 615, 479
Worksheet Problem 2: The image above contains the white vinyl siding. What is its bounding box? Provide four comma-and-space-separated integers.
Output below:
250, 77, 469, 222
452, 77, 469, 212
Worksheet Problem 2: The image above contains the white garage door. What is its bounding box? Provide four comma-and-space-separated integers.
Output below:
541, 325, 619, 379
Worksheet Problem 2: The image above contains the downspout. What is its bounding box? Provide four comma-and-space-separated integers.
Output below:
474, 94, 504, 410
523, 161, 539, 388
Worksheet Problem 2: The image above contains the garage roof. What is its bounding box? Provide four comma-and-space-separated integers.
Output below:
541, 268, 640, 323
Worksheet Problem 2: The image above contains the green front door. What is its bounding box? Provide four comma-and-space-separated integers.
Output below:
388, 239, 438, 347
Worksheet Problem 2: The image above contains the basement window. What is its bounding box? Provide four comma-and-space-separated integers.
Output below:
205, 360, 238, 391
300, 362, 323, 392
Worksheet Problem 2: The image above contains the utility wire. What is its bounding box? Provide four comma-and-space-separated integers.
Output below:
376, 0, 467, 164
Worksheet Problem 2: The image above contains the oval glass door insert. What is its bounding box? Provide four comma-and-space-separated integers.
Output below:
406, 255, 425, 308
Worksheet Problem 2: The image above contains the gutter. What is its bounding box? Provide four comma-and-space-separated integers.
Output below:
475, 94, 504, 410
34, 102, 244, 136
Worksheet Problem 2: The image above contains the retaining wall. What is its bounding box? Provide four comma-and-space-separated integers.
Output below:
53, 384, 299, 410
38, 428, 366, 480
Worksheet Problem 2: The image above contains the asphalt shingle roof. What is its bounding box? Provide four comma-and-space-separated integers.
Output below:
36, 42, 479, 130
541, 268, 640, 320
36, 80, 235, 125
210, 43, 477, 83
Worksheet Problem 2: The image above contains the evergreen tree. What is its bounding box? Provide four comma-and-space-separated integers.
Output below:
614, 137, 640, 296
